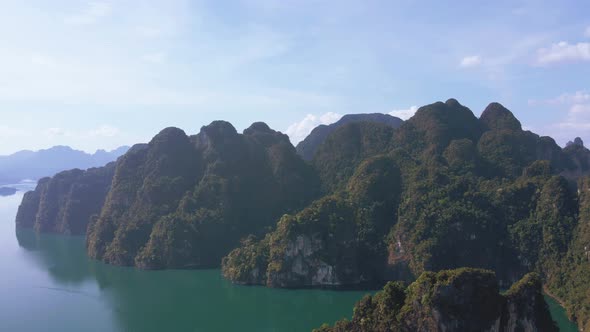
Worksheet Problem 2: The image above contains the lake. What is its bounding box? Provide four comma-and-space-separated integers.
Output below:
0, 192, 367, 332
0, 191, 578, 331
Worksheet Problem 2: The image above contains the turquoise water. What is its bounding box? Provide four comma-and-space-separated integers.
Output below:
545, 295, 579, 331
0, 193, 367, 332
0, 192, 578, 331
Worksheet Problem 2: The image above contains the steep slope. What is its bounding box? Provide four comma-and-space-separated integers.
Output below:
86, 122, 320, 269
315, 269, 557, 332
15, 100, 590, 327
296, 113, 402, 160
222, 154, 402, 287
394, 99, 483, 157
225, 100, 590, 297
15, 163, 115, 235
312, 122, 397, 192
545, 176, 590, 329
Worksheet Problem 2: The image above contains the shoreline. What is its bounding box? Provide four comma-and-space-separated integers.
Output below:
543, 285, 568, 308
543, 285, 581, 331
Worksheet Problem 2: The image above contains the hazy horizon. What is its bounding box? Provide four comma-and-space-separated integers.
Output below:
0, 0, 588, 154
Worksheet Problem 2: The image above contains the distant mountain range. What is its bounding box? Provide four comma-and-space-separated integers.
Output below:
0, 145, 129, 184
295, 113, 403, 160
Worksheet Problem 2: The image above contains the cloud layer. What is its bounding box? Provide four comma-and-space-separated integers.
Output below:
284, 112, 342, 145
536, 41, 590, 65
389, 106, 418, 120
460, 55, 482, 68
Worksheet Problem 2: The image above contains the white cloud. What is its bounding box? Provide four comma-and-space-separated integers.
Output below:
65, 1, 111, 25
536, 41, 590, 65
89, 125, 120, 137
142, 52, 167, 64
539, 91, 590, 144
45, 127, 69, 137
557, 103, 590, 130
460, 55, 482, 68
389, 106, 418, 120
529, 90, 590, 106
285, 112, 341, 145
43, 125, 120, 139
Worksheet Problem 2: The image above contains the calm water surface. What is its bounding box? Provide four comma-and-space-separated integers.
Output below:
0, 192, 578, 331
545, 295, 579, 331
0, 193, 367, 332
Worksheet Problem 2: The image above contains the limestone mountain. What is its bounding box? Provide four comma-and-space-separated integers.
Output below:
295, 113, 403, 161
85, 122, 320, 269
314, 269, 557, 332
223, 99, 590, 328
15, 162, 116, 235
15, 99, 590, 329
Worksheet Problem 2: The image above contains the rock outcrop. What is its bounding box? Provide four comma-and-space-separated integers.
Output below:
223, 155, 402, 287
14, 101, 590, 329
224, 101, 590, 293
314, 269, 557, 332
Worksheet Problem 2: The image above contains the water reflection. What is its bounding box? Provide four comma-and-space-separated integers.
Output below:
16, 229, 92, 285
14, 228, 366, 332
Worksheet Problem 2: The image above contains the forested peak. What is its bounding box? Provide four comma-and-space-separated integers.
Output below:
198, 121, 239, 141
567, 137, 585, 148
243, 121, 291, 147
400, 99, 482, 151
296, 113, 402, 161
243, 121, 272, 134
480, 102, 522, 131
148, 127, 190, 150
312, 121, 396, 192
193, 121, 242, 155
127, 143, 149, 154
444, 98, 461, 107
410, 98, 478, 125
339, 113, 401, 124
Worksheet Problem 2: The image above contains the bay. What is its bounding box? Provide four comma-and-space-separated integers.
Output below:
0, 193, 366, 332
0, 192, 578, 331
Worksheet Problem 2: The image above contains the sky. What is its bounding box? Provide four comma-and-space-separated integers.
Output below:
0, 0, 589, 154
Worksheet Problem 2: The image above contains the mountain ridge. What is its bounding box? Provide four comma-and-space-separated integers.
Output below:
14, 99, 590, 329
295, 113, 403, 160
0, 145, 129, 184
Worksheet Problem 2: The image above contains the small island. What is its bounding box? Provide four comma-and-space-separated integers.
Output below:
0, 187, 17, 196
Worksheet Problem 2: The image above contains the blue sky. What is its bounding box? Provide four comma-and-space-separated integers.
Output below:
0, 0, 588, 154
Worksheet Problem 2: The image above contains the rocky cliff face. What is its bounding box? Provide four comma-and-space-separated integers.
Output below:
312, 121, 397, 192
561, 138, 590, 182
224, 100, 590, 294
15, 163, 115, 235
86, 122, 320, 269
544, 176, 590, 330
296, 113, 403, 161
314, 269, 557, 332
223, 154, 402, 287
15, 100, 590, 327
